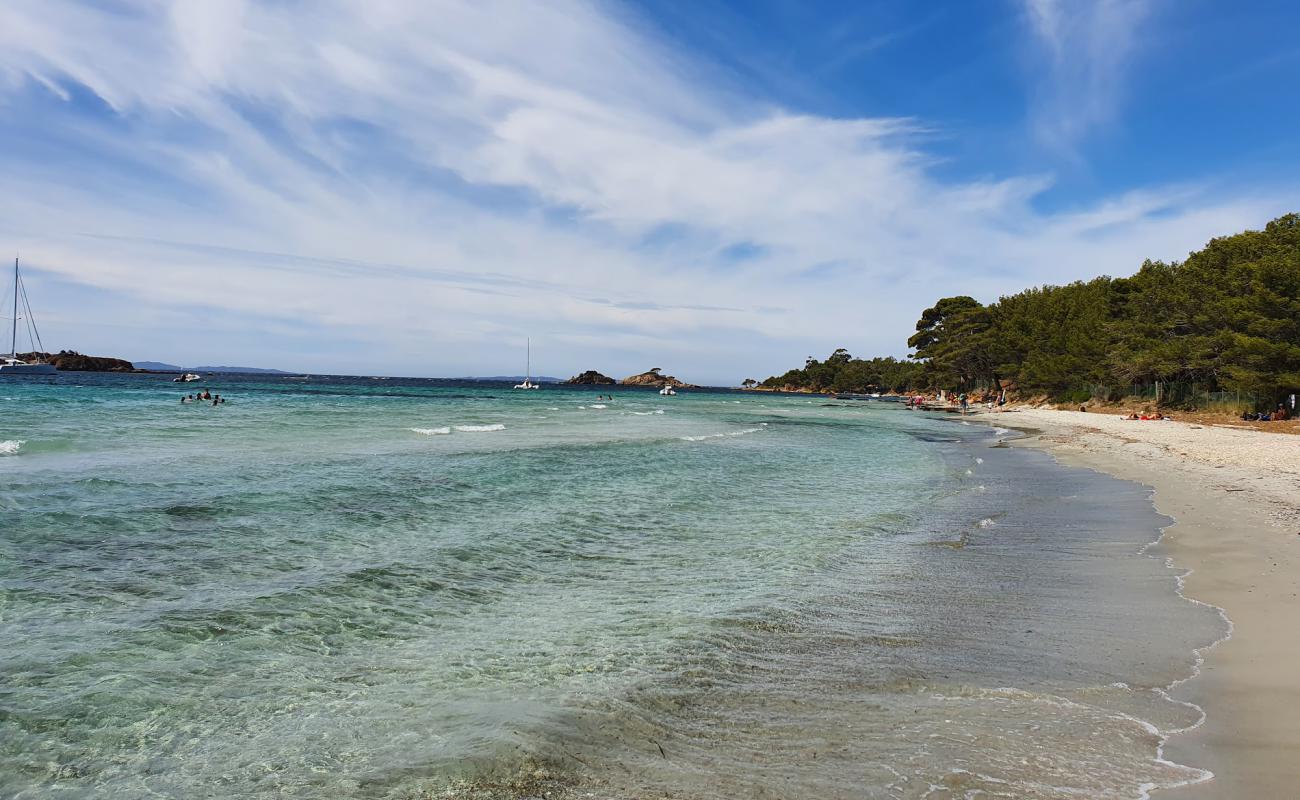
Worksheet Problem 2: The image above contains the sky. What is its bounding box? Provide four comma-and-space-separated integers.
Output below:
1, 0, 1298, 384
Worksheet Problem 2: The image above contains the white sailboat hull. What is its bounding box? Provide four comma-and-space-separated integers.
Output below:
512, 338, 541, 389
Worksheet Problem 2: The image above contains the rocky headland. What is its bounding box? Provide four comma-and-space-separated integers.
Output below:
18, 351, 136, 372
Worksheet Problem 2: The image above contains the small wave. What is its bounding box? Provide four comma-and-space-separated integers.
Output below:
680, 428, 762, 442
411, 427, 451, 436
547, 407, 560, 411
0, 439, 23, 455
977, 517, 996, 528
975, 457, 984, 464
589, 404, 607, 409
454, 424, 505, 432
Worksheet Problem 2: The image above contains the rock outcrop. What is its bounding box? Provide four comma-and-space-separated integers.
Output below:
565, 370, 616, 385
620, 367, 696, 388
18, 351, 136, 372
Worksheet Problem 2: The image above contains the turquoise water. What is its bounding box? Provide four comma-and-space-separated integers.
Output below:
1, 374, 1225, 799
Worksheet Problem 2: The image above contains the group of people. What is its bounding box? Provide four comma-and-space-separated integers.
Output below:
180, 390, 226, 406
595, 394, 614, 401
1242, 404, 1291, 422
906, 390, 1007, 414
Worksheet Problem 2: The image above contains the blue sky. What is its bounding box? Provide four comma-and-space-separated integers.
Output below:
0, 0, 1297, 383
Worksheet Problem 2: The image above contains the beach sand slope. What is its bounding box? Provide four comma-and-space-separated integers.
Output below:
993, 409, 1300, 798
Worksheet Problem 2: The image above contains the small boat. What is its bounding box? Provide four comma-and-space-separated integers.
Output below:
0, 257, 57, 376
659, 386, 677, 396
172, 373, 202, 382
513, 338, 541, 390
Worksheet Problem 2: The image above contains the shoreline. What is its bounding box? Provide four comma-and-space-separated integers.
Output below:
981, 408, 1300, 797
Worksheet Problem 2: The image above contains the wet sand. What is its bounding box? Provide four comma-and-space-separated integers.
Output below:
990, 408, 1300, 797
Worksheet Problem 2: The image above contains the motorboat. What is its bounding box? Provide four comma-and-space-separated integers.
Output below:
173, 373, 202, 382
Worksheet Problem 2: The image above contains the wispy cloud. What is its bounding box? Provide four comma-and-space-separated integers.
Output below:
1020, 0, 1155, 151
0, 0, 1290, 381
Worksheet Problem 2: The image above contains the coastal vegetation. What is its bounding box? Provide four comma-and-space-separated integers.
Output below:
761, 214, 1300, 407
761, 351, 922, 394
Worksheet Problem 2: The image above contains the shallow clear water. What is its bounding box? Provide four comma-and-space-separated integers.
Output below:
0, 374, 1224, 799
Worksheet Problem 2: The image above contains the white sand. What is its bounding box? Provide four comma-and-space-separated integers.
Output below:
986, 408, 1300, 797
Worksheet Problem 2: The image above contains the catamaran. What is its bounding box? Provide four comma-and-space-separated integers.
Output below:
0, 257, 57, 376
513, 338, 541, 389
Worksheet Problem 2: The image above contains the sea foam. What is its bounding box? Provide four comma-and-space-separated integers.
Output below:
680, 428, 762, 442
454, 424, 505, 432
0, 439, 23, 455
411, 427, 451, 436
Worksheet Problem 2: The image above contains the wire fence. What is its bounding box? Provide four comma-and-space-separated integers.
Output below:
1079, 382, 1258, 412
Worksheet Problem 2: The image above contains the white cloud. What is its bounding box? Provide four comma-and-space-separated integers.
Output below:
0, 0, 1291, 382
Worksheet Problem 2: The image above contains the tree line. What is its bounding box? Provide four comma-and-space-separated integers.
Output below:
761, 213, 1300, 405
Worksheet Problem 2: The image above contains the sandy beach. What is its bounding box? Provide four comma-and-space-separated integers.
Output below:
984, 407, 1300, 797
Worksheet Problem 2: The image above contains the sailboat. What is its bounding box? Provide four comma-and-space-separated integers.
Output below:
0, 257, 57, 376
513, 338, 541, 389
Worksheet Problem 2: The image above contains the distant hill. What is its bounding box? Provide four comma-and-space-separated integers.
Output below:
136, 361, 293, 374
454, 375, 565, 383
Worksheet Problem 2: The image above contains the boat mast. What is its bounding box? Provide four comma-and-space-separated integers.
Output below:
10, 257, 17, 361
526, 338, 531, 383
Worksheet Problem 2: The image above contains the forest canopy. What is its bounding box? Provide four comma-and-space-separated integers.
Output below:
760, 214, 1300, 404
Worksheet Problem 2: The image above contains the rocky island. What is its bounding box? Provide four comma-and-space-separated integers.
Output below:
565, 370, 616, 385
621, 368, 697, 388
17, 351, 136, 372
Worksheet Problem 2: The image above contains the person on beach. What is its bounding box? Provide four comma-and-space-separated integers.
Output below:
1272, 404, 1289, 421
959, 392, 968, 415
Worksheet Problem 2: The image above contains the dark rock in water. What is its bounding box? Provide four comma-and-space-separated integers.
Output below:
566, 370, 616, 385
19, 351, 135, 372
620, 367, 697, 388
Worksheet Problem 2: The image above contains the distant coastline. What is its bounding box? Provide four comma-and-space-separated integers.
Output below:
134, 361, 294, 374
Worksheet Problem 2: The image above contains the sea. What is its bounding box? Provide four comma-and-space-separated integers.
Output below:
0, 373, 1227, 799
